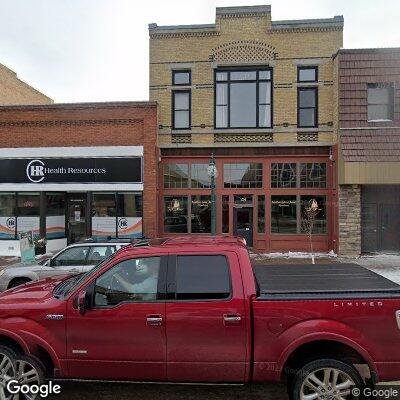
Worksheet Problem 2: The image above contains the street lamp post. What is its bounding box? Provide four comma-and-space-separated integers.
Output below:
208, 153, 217, 236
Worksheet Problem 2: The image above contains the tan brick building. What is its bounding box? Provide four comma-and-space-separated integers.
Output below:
0, 63, 52, 105
150, 5, 343, 252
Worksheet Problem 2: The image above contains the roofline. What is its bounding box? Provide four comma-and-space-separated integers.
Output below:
0, 101, 157, 112
149, 14, 343, 33
338, 47, 400, 54
216, 5, 271, 15
272, 15, 343, 30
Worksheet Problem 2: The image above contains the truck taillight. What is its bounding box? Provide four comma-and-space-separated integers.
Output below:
396, 311, 400, 330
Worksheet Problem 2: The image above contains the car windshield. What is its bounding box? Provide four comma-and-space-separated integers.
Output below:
53, 253, 115, 299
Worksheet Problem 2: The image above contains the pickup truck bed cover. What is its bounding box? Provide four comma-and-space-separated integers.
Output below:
253, 263, 400, 300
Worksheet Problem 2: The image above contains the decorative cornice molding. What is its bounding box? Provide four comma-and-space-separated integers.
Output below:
268, 26, 343, 34
0, 118, 143, 127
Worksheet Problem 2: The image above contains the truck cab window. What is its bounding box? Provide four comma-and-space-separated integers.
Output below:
175, 255, 230, 300
94, 257, 161, 306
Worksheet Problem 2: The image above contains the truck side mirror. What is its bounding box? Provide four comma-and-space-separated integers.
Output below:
78, 291, 87, 315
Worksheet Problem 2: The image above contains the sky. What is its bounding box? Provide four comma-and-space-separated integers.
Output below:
0, 0, 399, 103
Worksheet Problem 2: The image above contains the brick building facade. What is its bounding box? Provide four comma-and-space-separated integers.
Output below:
149, 5, 343, 252
0, 63, 52, 105
0, 102, 158, 255
337, 48, 400, 255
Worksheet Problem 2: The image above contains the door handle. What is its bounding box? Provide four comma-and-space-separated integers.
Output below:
146, 314, 163, 326
223, 314, 242, 326
70, 269, 80, 273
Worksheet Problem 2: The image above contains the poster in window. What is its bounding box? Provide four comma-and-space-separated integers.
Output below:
46, 216, 65, 239
118, 217, 143, 238
92, 217, 116, 238
0, 217, 16, 239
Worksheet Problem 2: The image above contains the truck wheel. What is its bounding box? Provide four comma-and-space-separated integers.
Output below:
8, 278, 31, 289
14, 355, 44, 400
0, 345, 17, 400
290, 358, 365, 400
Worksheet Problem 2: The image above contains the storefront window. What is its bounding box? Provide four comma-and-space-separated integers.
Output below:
258, 195, 265, 233
301, 195, 327, 234
300, 163, 327, 188
0, 193, 16, 239
191, 196, 211, 233
271, 195, 297, 234
117, 193, 143, 238
164, 164, 189, 188
17, 193, 40, 237
222, 195, 229, 234
224, 163, 263, 188
271, 163, 297, 188
92, 193, 117, 239
164, 196, 188, 233
190, 164, 211, 188
46, 193, 66, 239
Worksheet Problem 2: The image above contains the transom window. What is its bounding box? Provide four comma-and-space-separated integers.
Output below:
224, 163, 263, 188
298, 66, 318, 82
271, 163, 297, 188
172, 70, 191, 86
215, 69, 272, 128
164, 164, 210, 189
367, 83, 394, 121
300, 163, 327, 188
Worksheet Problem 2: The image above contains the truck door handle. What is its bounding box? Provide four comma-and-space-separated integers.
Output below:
146, 315, 163, 326
223, 314, 242, 326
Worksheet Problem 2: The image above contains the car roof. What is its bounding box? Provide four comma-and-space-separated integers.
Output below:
112, 236, 247, 257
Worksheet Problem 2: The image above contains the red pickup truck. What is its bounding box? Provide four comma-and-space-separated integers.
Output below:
0, 236, 399, 399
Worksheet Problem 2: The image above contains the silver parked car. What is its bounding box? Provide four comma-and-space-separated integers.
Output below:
0, 240, 129, 291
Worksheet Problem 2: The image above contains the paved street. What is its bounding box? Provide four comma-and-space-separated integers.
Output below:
51, 381, 287, 400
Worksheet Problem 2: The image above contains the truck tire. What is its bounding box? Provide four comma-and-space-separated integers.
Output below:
290, 358, 366, 400
14, 355, 45, 399
0, 345, 17, 400
8, 278, 31, 289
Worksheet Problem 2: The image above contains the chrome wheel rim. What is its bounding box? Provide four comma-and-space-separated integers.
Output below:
300, 367, 356, 400
0, 352, 16, 400
13, 359, 40, 400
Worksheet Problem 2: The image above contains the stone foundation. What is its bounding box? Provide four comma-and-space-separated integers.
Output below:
339, 185, 361, 257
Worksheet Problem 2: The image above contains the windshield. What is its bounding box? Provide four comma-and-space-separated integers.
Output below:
53, 253, 115, 299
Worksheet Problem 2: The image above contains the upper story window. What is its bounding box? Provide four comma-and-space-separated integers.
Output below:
215, 69, 272, 129
164, 163, 210, 189
298, 87, 318, 128
172, 90, 191, 129
298, 66, 318, 82
172, 70, 191, 86
368, 83, 394, 121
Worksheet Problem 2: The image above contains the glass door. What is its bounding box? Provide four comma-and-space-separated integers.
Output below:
234, 207, 253, 247
67, 194, 87, 243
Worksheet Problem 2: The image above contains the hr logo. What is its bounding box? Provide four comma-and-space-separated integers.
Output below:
26, 159, 45, 183
118, 217, 128, 230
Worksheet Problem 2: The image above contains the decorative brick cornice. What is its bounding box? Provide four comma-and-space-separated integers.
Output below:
0, 118, 143, 127
149, 31, 219, 39
269, 26, 343, 34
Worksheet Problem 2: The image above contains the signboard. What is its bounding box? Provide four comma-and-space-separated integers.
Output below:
19, 231, 35, 263
0, 157, 142, 184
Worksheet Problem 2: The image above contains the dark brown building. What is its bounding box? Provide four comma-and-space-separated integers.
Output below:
0, 102, 158, 256
337, 48, 400, 255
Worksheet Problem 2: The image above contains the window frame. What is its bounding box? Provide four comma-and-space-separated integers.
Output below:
214, 67, 273, 129
297, 66, 318, 83
367, 83, 395, 122
172, 70, 191, 86
91, 255, 168, 308
166, 254, 232, 302
297, 87, 318, 128
172, 90, 191, 130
